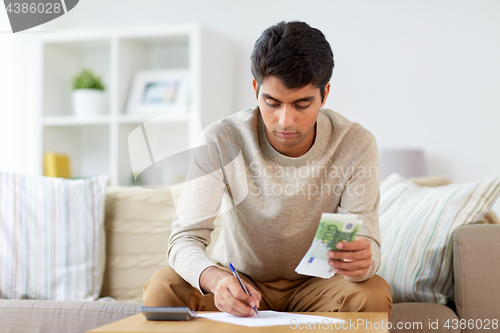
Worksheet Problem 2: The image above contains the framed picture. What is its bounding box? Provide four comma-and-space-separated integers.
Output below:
126, 69, 190, 114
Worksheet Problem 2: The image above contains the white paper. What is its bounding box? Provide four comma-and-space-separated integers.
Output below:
196, 310, 345, 327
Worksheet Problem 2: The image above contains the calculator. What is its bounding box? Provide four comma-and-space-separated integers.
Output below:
141, 307, 196, 321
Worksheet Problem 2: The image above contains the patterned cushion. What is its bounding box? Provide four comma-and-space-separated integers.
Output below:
408, 176, 500, 224
378, 172, 500, 304
0, 173, 109, 300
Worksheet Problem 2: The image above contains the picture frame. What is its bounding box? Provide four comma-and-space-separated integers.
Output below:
126, 69, 190, 114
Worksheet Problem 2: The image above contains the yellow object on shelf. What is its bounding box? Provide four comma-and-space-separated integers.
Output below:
43, 152, 72, 178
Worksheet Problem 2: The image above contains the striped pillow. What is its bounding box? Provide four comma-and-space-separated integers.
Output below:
0, 173, 109, 300
378, 173, 500, 304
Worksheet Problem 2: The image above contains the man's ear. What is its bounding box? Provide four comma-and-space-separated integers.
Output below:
252, 78, 259, 100
320, 82, 331, 107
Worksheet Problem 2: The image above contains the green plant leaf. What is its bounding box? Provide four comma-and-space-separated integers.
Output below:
72, 68, 106, 91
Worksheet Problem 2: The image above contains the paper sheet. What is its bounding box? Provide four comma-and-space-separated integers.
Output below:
196, 310, 345, 327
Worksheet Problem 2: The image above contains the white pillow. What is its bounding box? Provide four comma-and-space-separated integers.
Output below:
0, 173, 109, 300
378, 173, 500, 304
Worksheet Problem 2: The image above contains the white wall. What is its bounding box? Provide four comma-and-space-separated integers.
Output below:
1, 0, 500, 210
0, 7, 45, 174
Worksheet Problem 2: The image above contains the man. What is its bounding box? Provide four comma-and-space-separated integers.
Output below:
143, 21, 392, 318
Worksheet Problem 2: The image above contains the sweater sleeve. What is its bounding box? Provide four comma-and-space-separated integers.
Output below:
336, 129, 381, 282
167, 137, 227, 295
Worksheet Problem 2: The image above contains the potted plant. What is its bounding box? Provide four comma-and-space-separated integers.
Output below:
71, 69, 106, 117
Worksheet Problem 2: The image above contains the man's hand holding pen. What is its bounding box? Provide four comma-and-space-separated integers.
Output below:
200, 266, 261, 317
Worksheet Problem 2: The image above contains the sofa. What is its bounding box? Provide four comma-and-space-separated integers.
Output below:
0, 176, 498, 333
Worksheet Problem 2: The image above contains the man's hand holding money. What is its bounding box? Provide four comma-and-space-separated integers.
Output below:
327, 236, 372, 278
295, 213, 366, 279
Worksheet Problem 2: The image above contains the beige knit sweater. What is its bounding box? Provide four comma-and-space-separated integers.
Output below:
168, 106, 381, 294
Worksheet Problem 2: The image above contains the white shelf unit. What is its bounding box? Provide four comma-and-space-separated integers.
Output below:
37, 25, 234, 186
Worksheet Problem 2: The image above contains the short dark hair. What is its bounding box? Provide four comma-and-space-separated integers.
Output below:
251, 21, 334, 102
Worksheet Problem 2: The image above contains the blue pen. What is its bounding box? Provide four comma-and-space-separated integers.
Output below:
228, 263, 259, 316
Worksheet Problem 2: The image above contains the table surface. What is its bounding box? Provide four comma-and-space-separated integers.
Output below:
87, 312, 389, 333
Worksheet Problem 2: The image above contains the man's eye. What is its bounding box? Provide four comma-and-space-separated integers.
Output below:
265, 101, 279, 108
296, 104, 310, 109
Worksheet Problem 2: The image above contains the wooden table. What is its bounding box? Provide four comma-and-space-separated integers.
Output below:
87, 312, 389, 333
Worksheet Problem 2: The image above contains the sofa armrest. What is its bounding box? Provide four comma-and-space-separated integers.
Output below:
453, 224, 500, 333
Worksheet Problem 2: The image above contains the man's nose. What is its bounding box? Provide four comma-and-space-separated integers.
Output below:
278, 106, 294, 129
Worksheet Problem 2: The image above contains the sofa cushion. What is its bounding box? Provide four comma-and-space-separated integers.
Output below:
0, 173, 109, 301
378, 173, 500, 304
408, 176, 500, 224
100, 186, 222, 302
391, 303, 459, 333
0, 299, 141, 333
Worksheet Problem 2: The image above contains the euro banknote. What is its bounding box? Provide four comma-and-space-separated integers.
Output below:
295, 213, 363, 279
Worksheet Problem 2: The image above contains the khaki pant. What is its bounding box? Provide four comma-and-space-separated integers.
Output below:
143, 266, 392, 319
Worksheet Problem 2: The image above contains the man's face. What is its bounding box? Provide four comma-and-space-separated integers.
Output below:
253, 76, 330, 158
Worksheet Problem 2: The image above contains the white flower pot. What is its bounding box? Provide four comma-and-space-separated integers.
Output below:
72, 89, 104, 116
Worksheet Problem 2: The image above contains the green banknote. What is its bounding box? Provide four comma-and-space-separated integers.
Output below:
295, 213, 363, 278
